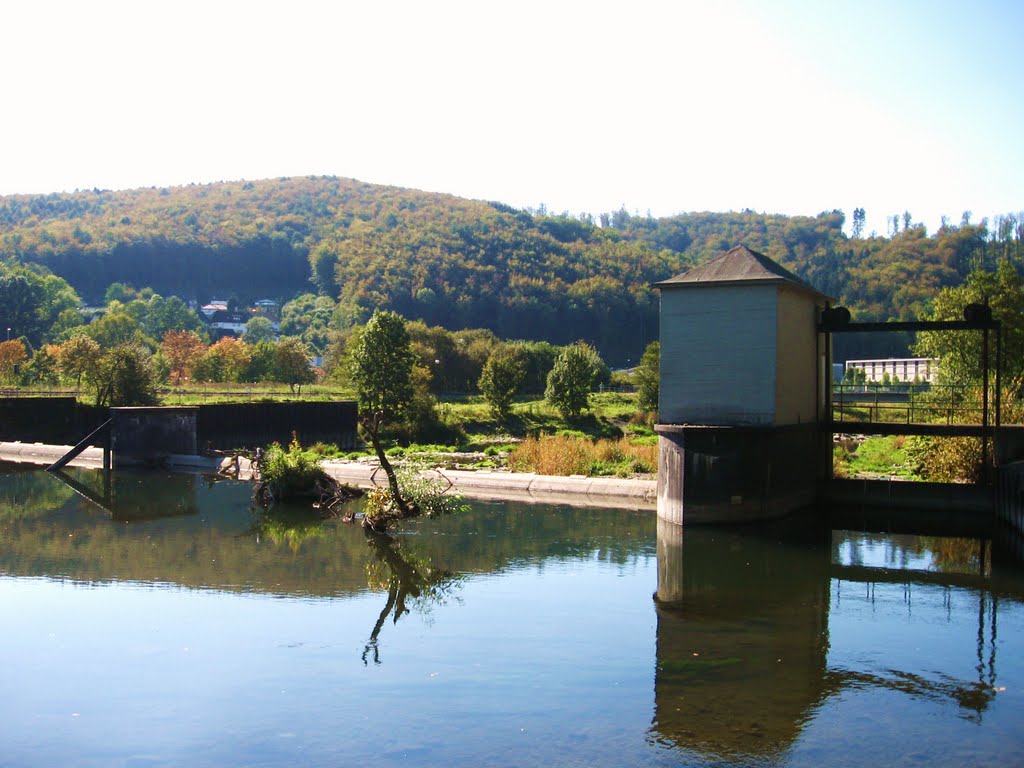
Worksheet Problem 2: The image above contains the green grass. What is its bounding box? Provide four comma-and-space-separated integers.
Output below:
836, 435, 921, 480
159, 382, 356, 405
442, 392, 642, 447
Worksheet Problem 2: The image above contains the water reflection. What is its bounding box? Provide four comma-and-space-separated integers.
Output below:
50, 466, 201, 520
653, 515, 1024, 763
0, 466, 652, 597
652, 516, 832, 762
4, 465, 1024, 766
362, 531, 462, 665
249, 498, 464, 663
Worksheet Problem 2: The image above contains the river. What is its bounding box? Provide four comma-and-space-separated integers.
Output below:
1, 465, 1022, 767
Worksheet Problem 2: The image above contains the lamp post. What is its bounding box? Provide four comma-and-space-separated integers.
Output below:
5, 328, 10, 341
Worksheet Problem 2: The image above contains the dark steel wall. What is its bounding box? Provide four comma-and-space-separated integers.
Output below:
1, 398, 358, 452
0, 398, 106, 444
196, 401, 358, 451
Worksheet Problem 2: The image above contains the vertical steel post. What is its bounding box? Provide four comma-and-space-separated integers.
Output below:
982, 327, 990, 475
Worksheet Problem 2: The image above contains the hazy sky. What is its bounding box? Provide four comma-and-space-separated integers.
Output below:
2, 0, 1021, 236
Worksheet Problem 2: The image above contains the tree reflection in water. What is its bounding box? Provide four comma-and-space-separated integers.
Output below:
250, 501, 331, 551
250, 498, 461, 665
361, 530, 461, 665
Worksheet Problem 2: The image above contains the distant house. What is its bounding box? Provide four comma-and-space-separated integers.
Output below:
253, 299, 279, 318
206, 311, 249, 339
200, 299, 230, 318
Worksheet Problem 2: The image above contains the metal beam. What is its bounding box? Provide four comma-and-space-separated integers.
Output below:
820, 319, 1000, 333
828, 421, 1023, 438
46, 419, 112, 472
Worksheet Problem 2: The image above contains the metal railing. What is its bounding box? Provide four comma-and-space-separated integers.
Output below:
831, 383, 988, 426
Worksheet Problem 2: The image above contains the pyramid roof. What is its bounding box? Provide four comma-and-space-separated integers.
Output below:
654, 245, 832, 301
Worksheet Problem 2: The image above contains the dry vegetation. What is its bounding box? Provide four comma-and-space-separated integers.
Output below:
508, 434, 656, 478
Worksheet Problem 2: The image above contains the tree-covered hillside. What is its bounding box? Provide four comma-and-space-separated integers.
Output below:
1, 176, 1020, 363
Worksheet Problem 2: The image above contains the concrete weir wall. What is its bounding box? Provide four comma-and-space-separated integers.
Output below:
656, 424, 822, 525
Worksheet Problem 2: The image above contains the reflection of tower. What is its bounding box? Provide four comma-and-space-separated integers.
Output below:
652, 516, 832, 762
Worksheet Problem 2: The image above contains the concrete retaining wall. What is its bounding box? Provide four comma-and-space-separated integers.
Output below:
111, 407, 197, 465
318, 462, 657, 510
0, 398, 107, 444
197, 401, 358, 451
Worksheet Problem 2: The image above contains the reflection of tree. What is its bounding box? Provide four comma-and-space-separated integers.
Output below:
249, 503, 463, 664
919, 536, 989, 576
250, 503, 329, 552
362, 530, 461, 665
833, 532, 990, 577
0, 466, 76, 521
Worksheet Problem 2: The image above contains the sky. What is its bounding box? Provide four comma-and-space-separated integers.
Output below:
1, 0, 1021, 237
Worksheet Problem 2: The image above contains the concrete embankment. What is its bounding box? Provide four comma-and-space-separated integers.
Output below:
0, 441, 108, 469
0, 442, 656, 511
319, 460, 657, 511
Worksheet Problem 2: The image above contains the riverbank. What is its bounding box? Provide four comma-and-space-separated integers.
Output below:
0, 442, 657, 511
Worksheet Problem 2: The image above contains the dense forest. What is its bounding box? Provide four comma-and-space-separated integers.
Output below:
1, 176, 1021, 364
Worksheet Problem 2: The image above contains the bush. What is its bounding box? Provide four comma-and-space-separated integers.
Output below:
259, 436, 330, 499
905, 435, 984, 483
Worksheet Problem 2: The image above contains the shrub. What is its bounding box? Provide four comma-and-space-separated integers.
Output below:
259, 436, 330, 499
364, 460, 469, 526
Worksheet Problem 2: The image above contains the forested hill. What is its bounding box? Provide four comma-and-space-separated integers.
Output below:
0, 176, 1019, 363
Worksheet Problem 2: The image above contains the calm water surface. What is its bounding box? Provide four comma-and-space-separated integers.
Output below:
1, 466, 1023, 767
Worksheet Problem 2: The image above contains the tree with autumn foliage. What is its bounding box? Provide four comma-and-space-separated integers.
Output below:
0, 339, 28, 384
53, 335, 102, 390
274, 337, 316, 393
193, 336, 252, 383
161, 330, 207, 384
